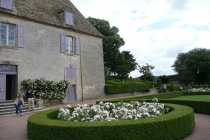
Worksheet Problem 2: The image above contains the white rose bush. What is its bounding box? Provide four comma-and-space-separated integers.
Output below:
58, 98, 169, 122
188, 88, 210, 92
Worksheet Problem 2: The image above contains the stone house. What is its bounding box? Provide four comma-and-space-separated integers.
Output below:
0, 0, 105, 102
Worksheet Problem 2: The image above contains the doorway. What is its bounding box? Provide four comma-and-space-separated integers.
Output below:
6, 75, 17, 100
67, 85, 76, 102
0, 65, 17, 101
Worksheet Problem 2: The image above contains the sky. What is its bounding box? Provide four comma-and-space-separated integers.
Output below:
71, 0, 210, 78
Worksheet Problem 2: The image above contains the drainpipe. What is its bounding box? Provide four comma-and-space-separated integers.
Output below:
79, 38, 84, 102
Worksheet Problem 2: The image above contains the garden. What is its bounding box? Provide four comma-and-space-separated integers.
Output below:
27, 87, 210, 140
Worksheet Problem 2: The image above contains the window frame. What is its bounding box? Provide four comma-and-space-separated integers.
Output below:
0, 22, 15, 46
66, 36, 75, 54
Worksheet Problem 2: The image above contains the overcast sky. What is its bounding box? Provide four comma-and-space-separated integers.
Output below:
71, 0, 210, 78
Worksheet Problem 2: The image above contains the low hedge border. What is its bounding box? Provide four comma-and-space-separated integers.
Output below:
28, 104, 195, 140
105, 83, 150, 94
183, 92, 210, 95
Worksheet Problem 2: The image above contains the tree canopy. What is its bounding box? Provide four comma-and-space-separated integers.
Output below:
172, 48, 210, 84
137, 63, 155, 81
87, 17, 137, 78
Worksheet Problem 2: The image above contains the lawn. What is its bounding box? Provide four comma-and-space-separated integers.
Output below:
171, 95, 210, 101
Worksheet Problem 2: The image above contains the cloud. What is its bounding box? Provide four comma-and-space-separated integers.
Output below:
71, 0, 210, 77
167, 0, 190, 10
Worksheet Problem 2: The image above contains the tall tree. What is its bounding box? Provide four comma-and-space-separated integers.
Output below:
122, 51, 138, 72
172, 48, 210, 84
87, 17, 138, 77
137, 63, 155, 81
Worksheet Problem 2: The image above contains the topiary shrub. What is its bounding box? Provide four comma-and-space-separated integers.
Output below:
28, 104, 195, 140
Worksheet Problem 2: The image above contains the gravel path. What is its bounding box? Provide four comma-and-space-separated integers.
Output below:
0, 88, 209, 140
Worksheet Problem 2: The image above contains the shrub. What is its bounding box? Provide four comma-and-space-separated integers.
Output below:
21, 78, 71, 100
28, 104, 195, 140
105, 83, 150, 94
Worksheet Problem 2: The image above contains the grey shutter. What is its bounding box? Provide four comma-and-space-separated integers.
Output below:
18, 25, 25, 48
0, 0, 7, 9
66, 67, 76, 78
60, 34, 66, 53
76, 38, 80, 55
7, 0, 13, 10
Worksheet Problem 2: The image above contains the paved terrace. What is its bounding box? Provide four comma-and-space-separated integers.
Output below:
0, 88, 209, 140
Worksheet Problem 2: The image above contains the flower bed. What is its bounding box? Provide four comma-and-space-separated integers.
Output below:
27, 103, 194, 140
58, 98, 169, 122
188, 88, 210, 92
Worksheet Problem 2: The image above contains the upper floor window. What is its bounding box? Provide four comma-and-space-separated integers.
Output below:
0, 0, 13, 10
66, 36, 74, 54
65, 11, 74, 25
60, 34, 80, 55
0, 23, 15, 46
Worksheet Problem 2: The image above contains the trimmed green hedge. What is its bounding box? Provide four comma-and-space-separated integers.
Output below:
105, 83, 150, 94
101, 91, 210, 115
183, 92, 210, 95
28, 104, 195, 140
113, 91, 185, 101
167, 84, 180, 92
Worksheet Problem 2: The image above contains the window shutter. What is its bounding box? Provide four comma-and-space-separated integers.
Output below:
66, 67, 76, 78
65, 12, 74, 25
65, 12, 70, 25
7, 0, 13, 10
71, 68, 76, 78
0, 0, 7, 9
18, 25, 25, 48
76, 38, 80, 55
60, 34, 66, 53
69, 12, 73, 25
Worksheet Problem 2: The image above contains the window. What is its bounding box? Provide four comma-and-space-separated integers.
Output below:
0, 23, 15, 46
66, 36, 74, 54
0, 0, 13, 10
65, 11, 74, 25
60, 34, 80, 55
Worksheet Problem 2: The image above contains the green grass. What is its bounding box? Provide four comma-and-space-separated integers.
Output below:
171, 95, 210, 101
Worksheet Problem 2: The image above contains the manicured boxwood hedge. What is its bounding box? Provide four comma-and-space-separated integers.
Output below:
114, 91, 185, 101
28, 104, 195, 140
167, 84, 180, 92
105, 83, 150, 94
183, 92, 210, 95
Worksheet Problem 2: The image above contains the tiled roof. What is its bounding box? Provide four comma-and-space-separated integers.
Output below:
1, 0, 102, 37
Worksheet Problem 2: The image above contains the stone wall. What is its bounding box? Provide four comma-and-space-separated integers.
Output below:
0, 14, 105, 102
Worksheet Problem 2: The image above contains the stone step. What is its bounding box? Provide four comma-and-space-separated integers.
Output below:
0, 107, 47, 116
0, 106, 32, 112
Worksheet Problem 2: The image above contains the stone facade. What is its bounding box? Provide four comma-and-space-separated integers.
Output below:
0, 0, 105, 102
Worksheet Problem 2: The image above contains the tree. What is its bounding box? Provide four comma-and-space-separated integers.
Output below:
137, 63, 155, 81
87, 17, 137, 78
122, 51, 138, 72
172, 48, 210, 84
158, 75, 169, 84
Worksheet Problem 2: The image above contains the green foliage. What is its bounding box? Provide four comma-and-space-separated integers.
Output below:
21, 78, 70, 100
167, 84, 180, 92
104, 91, 184, 102
158, 75, 169, 84
137, 63, 155, 82
105, 83, 149, 94
172, 48, 210, 84
27, 104, 195, 140
157, 78, 162, 88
